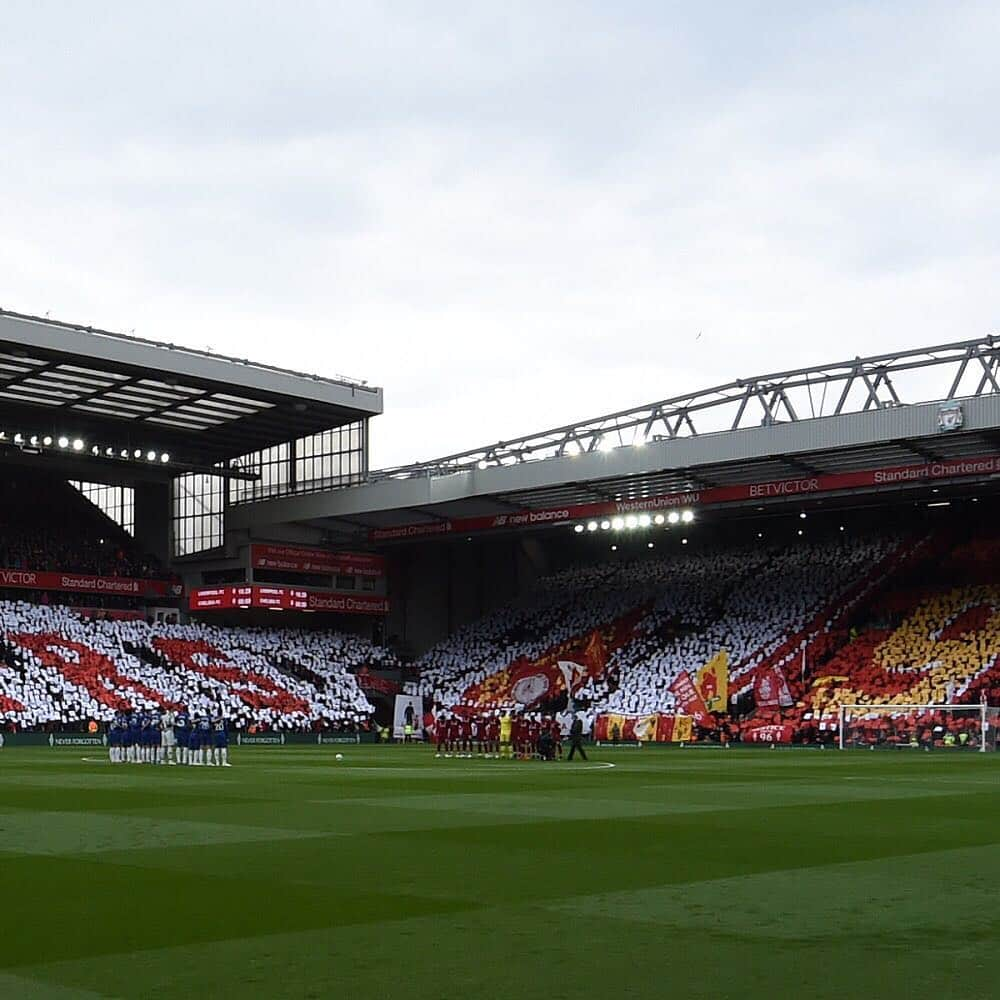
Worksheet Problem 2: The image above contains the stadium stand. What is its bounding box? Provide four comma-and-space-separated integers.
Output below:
0, 470, 160, 582
2, 507, 999, 744
781, 526, 1000, 743
412, 532, 901, 712
405, 516, 1000, 745
0, 603, 389, 731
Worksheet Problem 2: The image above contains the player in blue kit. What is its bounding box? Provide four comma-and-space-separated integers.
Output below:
197, 715, 212, 766
175, 709, 190, 765
211, 711, 231, 767
151, 711, 164, 764
187, 715, 202, 765
127, 711, 142, 764
140, 712, 154, 764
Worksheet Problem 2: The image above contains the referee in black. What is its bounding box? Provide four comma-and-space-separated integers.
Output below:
567, 715, 588, 761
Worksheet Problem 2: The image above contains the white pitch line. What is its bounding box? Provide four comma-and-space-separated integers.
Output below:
324, 761, 617, 774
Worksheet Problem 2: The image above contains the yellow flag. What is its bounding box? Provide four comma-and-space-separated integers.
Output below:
672, 716, 694, 742
696, 649, 729, 713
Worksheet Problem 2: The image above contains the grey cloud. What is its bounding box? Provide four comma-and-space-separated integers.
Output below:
1, 2, 999, 466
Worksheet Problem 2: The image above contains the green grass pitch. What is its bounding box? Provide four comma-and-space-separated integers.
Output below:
1, 745, 997, 999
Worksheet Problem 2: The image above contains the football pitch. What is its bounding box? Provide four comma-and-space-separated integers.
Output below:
1, 746, 998, 999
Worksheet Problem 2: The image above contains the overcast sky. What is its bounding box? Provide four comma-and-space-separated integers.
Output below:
2, 2, 998, 467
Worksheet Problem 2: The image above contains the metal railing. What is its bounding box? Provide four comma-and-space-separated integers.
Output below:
369, 336, 1000, 481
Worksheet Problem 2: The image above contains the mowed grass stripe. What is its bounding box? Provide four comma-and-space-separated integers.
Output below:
0, 811, 337, 855
545, 841, 1000, 938
0, 851, 470, 969
1, 747, 998, 999
0, 970, 112, 999
12, 888, 1000, 1000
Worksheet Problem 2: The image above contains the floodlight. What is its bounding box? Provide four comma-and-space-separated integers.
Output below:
653, 513, 665, 525
600, 520, 611, 530
587, 521, 598, 532
574, 524, 584, 534
611, 517, 625, 530
638, 513, 651, 527
161, 453, 170, 463
58, 436, 69, 448
13, 433, 23, 445
681, 510, 695, 523
624, 515, 638, 529
29, 435, 38, 446
799, 511, 807, 519
667, 511, 680, 524
42, 436, 52, 446
477, 459, 488, 470
72, 439, 84, 451
598, 437, 614, 453
147, 450, 157, 461
133, 449, 142, 459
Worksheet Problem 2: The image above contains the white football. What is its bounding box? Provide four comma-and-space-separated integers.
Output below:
335, 753, 344, 761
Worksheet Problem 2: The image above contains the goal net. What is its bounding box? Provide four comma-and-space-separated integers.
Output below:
838, 703, 999, 752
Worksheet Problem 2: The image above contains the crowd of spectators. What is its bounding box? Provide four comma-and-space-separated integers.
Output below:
4, 510, 1000, 745
0, 475, 162, 579
411, 533, 901, 721
0, 602, 387, 731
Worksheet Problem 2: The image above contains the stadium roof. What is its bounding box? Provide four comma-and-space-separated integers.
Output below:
0, 309, 382, 468
229, 336, 1000, 539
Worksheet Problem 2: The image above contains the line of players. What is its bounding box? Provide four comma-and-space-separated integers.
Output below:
435, 713, 562, 759
107, 708, 231, 766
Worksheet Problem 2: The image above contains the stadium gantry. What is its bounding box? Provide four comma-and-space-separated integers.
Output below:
227, 335, 1000, 541
373, 335, 1000, 477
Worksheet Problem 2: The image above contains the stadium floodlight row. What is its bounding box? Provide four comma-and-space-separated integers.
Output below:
0, 309, 382, 471
573, 510, 696, 533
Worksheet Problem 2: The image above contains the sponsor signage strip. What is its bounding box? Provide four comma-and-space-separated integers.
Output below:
250, 544, 385, 578
0, 569, 176, 598
190, 585, 388, 615
49, 734, 107, 747
369, 454, 1000, 542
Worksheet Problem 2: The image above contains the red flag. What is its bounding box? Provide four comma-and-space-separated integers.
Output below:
669, 671, 716, 728
754, 665, 794, 709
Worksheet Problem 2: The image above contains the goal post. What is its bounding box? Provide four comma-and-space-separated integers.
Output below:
837, 703, 996, 752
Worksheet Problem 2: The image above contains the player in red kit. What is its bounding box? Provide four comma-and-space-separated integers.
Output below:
458, 715, 473, 758
435, 712, 448, 757
444, 715, 458, 757
528, 716, 542, 758
486, 714, 500, 757
510, 716, 523, 758
548, 717, 562, 759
